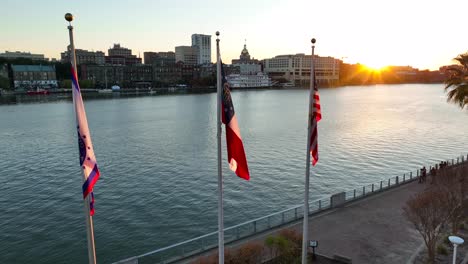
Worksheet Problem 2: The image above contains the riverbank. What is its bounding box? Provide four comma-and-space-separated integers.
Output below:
172, 160, 468, 264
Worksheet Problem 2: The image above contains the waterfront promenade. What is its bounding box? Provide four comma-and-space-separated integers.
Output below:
179, 179, 425, 263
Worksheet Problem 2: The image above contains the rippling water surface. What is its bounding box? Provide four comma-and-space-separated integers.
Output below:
0, 84, 467, 263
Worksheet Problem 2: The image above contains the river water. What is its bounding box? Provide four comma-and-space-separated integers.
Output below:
0, 84, 467, 263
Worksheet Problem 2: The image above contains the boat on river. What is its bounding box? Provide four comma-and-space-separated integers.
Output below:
27, 89, 50, 95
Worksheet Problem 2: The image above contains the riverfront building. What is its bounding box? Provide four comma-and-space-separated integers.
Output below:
191, 34, 211, 65
81, 64, 152, 88
81, 64, 124, 88
231, 42, 262, 75
263, 54, 341, 86
61, 46, 105, 65
106, 44, 142, 65
0, 51, 46, 61
144, 51, 175, 66
11, 65, 57, 90
175, 46, 198, 66
228, 42, 271, 88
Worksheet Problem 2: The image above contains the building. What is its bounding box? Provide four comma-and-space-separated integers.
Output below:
263, 54, 341, 86
225, 42, 270, 88
191, 34, 211, 65
105, 44, 142, 65
61, 46, 105, 65
152, 63, 181, 86
0, 51, 46, 61
175, 46, 198, 66
231, 42, 262, 75
144, 51, 175, 66
108, 43, 132, 57
81, 64, 152, 88
81, 64, 125, 88
123, 65, 153, 88
11, 65, 57, 90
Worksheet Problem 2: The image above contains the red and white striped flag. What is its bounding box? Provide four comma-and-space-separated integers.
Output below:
310, 70, 321, 166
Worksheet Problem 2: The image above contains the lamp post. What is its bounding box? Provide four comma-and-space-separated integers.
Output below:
449, 236, 464, 264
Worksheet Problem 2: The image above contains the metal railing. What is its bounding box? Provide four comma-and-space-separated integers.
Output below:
115, 154, 468, 264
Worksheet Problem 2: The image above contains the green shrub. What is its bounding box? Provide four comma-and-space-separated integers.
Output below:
437, 244, 449, 255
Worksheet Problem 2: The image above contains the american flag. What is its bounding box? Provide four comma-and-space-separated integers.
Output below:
71, 66, 101, 216
221, 62, 250, 180
310, 69, 321, 166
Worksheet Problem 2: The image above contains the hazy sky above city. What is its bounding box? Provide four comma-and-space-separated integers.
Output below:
1, 0, 467, 70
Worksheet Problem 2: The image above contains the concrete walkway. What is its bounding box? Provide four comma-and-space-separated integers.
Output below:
298, 180, 426, 263
182, 180, 429, 263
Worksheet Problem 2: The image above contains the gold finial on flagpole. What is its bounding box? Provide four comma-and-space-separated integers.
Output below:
65, 13, 74, 22
311, 38, 316, 45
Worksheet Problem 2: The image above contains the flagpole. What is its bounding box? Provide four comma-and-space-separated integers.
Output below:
65, 13, 97, 264
215, 31, 225, 264
302, 38, 316, 264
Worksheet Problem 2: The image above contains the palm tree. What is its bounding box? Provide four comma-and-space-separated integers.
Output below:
444, 53, 468, 109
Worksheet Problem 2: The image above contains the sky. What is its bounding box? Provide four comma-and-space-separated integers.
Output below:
1, 0, 467, 70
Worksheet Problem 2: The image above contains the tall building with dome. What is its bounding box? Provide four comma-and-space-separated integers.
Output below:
227, 41, 271, 88
231, 41, 262, 75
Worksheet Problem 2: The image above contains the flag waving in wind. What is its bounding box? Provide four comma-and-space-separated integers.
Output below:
310, 69, 322, 166
221, 63, 250, 180
71, 66, 101, 216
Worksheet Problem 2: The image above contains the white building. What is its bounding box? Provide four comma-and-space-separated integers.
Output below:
263, 54, 341, 86
191, 34, 211, 65
175, 46, 198, 66
0, 51, 46, 61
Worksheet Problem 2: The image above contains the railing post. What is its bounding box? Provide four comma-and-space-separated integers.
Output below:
363, 186, 366, 196
253, 221, 257, 233
403, 173, 405, 182
395, 176, 398, 185
452, 159, 454, 165
353, 189, 356, 199
410, 171, 412, 179
380, 181, 383, 190
319, 200, 322, 210
417, 169, 419, 177
388, 178, 390, 187
372, 183, 374, 192
457, 157, 459, 164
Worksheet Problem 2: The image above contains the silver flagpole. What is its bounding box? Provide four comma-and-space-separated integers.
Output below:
301, 38, 316, 264
215, 31, 225, 264
65, 13, 97, 264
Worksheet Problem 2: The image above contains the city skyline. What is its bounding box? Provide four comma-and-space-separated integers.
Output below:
1, 0, 467, 70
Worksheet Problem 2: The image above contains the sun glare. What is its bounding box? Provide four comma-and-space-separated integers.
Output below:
363, 64, 387, 72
